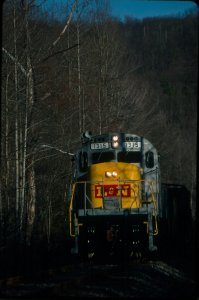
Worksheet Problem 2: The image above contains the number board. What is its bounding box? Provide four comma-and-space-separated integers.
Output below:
123, 141, 141, 151
90, 142, 109, 150
95, 184, 131, 198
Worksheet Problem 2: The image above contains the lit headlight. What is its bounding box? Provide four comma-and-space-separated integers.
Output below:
105, 171, 112, 177
112, 135, 119, 142
112, 171, 118, 177
112, 141, 119, 148
105, 171, 118, 177
112, 135, 119, 148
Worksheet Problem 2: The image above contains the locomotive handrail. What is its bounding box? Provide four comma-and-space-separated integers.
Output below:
130, 181, 141, 208
148, 181, 158, 235
69, 183, 76, 237
143, 167, 159, 175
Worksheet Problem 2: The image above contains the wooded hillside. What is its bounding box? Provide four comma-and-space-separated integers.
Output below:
1, 0, 197, 259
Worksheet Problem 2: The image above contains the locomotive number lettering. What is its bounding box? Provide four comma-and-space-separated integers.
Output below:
91, 142, 109, 150
95, 184, 131, 198
124, 141, 141, 149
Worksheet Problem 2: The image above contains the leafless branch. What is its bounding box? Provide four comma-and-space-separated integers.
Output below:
40, 44, 79, 63
39, 144, 75, 156
52, 0, 77, 47
2, 47, 27, 76
26, 153, 59, 170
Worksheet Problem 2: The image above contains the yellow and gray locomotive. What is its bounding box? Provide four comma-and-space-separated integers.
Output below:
69, 132, 161, 258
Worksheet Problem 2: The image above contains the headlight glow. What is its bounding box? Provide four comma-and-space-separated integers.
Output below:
112, 135, 119, 142
112, 135, 119, 148
105, 171, 112, 177
105, 171, 118, 177
112, 171, 118, 177
112, 141, 119, 148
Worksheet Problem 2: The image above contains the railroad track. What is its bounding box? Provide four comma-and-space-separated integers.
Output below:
0, 259, 196, 298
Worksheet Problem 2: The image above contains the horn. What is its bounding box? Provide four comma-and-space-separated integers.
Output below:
82, 131, 92, 139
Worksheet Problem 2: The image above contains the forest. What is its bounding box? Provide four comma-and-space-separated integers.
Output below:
1, 0, 198, 275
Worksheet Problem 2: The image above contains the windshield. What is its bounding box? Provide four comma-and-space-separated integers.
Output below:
117, 151, 142, 163
92, 152, 115, 164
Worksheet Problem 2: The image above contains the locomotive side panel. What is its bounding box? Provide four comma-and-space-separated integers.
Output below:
142, 138, 161, 215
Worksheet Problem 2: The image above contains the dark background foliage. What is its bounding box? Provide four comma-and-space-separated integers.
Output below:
0, 0, 197, 276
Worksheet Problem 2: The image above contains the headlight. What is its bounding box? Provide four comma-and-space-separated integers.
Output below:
105, 171, 118, 177
112, 135, 119, 142
112, 171, 118, 177
105, 171, 112, 177
112, 135, 119, 148
112, 141, 119, 148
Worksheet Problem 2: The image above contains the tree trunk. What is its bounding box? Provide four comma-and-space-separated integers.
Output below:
46, 194, 52, 245
26, 160, 36, 245
77, 14, 82, 134
98, 87, 102, 134
19, 0, 36, 245
5, 73, 10, 212
25, 56, 36, 245
13, 4, 20, 223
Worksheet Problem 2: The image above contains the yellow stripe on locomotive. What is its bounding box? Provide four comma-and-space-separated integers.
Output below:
89, 162, 142, 209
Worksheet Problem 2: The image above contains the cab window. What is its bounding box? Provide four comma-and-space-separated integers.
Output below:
92, 152, 114, 164
79, 152, 88, 172
117, 151, 142, 163
145, 151, 154, 168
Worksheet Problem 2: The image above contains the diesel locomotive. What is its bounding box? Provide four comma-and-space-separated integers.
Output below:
69, 131, 162, 258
